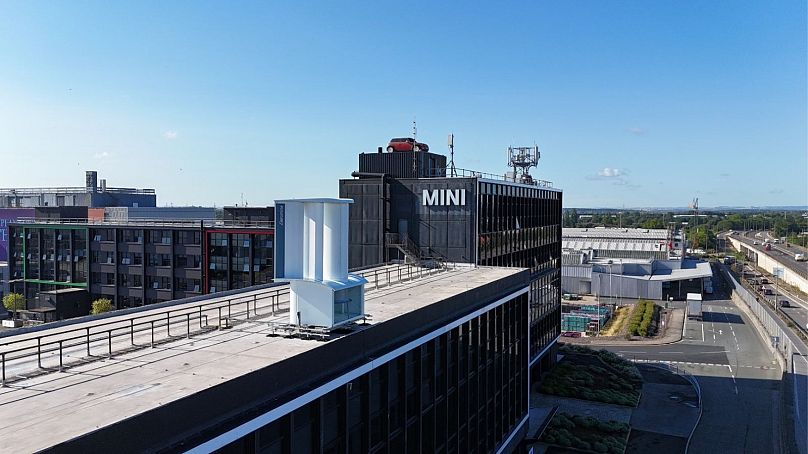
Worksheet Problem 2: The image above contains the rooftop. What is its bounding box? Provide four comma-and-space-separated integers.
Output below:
0, 186, 155, 196
0, 264, 523, 452
12, 217, 275, 229
563, 227, 671, 240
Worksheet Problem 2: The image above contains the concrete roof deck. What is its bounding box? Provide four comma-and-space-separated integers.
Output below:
0, 264, 522, 453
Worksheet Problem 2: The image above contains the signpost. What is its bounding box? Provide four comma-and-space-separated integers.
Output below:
773, 267, 784, 311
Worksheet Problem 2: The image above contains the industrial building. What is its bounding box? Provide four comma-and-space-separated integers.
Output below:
6, 208, 274, 319
340, 146, 561, 379
561, 227, 711, 300
562, 227, 683, 260
0, 170, 157, 208
0, 199, 533, 454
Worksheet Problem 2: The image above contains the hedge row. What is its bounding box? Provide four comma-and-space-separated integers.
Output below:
541, 412, 629, 454
628, 300, 656, 337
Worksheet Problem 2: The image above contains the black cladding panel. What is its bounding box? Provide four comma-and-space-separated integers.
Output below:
358, 151, 447, 179
387, 178, 477, 264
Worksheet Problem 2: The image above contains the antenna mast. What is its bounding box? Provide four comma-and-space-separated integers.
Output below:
447, 133, 456, 177
412, 118, 417, 177
507, 145, 540, 185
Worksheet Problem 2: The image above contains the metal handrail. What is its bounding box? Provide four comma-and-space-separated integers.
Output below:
0, 187, 155, 195
426, 167, 554, 188
0, 263, 456, 385
355, 262, 454, 290
0, 286, 289, 385
12, 217, 275, 229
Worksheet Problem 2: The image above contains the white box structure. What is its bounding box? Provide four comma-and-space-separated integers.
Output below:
274, 198, 367, 328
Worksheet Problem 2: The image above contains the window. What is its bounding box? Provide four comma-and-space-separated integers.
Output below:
175, 254, 201, 268
147, 276, 171, 290
149, 230, 171, 245
147, 253, 171, 267
121, 229, 142, 243
175, 278, 201, 292
176, 230, 201, 245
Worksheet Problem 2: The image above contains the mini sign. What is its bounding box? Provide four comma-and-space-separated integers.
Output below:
422, 189, 466, 206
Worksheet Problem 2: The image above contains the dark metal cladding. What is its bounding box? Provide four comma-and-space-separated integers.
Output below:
358, 151, 447, 179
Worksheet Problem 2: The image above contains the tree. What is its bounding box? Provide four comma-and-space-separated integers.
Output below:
2, 293, 25, 319
91, 298, 113, 315
641, 219, 664, 229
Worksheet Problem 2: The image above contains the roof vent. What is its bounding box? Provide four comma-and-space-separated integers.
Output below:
274, 198, 367, 329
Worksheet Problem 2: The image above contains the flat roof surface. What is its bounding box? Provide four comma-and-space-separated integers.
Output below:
0, 265, 522, 452
563, 227, 670, 240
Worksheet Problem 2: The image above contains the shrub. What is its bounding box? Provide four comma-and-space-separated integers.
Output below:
91, 298, 114, 315
2, 293, 25, 318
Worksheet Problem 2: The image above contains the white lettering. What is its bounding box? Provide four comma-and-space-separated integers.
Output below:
422, 189, 467, 206
423, 190, 440, 206
446, 189, 460, 206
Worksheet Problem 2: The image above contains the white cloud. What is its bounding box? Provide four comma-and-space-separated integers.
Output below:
597, 167, 624, 178
627, 127, 647, 136
94, 151, 110, 159
163, 130, 178, 140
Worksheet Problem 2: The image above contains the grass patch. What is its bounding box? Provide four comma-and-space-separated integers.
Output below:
542, 346, 642, 406
541, 412, 629, 454
600, 306, 629, 336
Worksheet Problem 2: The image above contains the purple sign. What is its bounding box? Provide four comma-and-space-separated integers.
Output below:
0, 208, 35, 261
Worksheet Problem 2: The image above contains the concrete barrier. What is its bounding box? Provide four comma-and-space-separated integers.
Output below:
728, 236, 808, 294
717, 263, 792, 371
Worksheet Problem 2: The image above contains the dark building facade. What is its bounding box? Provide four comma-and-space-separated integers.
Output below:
357, 150, 447, 179
8, 219, 275, 316
340, 151, 562, 377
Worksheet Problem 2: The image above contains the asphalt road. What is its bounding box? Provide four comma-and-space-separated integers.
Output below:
606, 291, 783, 452
733, 230, 808, 279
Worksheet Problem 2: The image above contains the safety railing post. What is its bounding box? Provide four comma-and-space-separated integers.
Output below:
59, 341, 63, 371
150, 321, 155, 348
1, 352, 5, 387
166, 313, 171, 337
108, 331, 112, 359
186, 314, 191, 339
254, 294, 258, 317
246, 299, 250, 320
37, 338, 42, 369
199, 307, 203, 329
218, 307, 222, 330
86, 328, 91, 357
130, 319, 135, 346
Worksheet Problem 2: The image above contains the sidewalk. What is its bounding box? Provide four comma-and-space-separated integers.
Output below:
562, 308, 684, 347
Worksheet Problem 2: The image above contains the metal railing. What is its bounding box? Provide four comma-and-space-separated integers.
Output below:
427, 167, 554, 188
0, 262, 462, 385
355, 262, 454, 290
0, 286, 289, 386
13, 217, 275, 229
0, 187, 155, 195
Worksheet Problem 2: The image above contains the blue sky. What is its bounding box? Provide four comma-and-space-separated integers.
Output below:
1, 1, 805, 208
